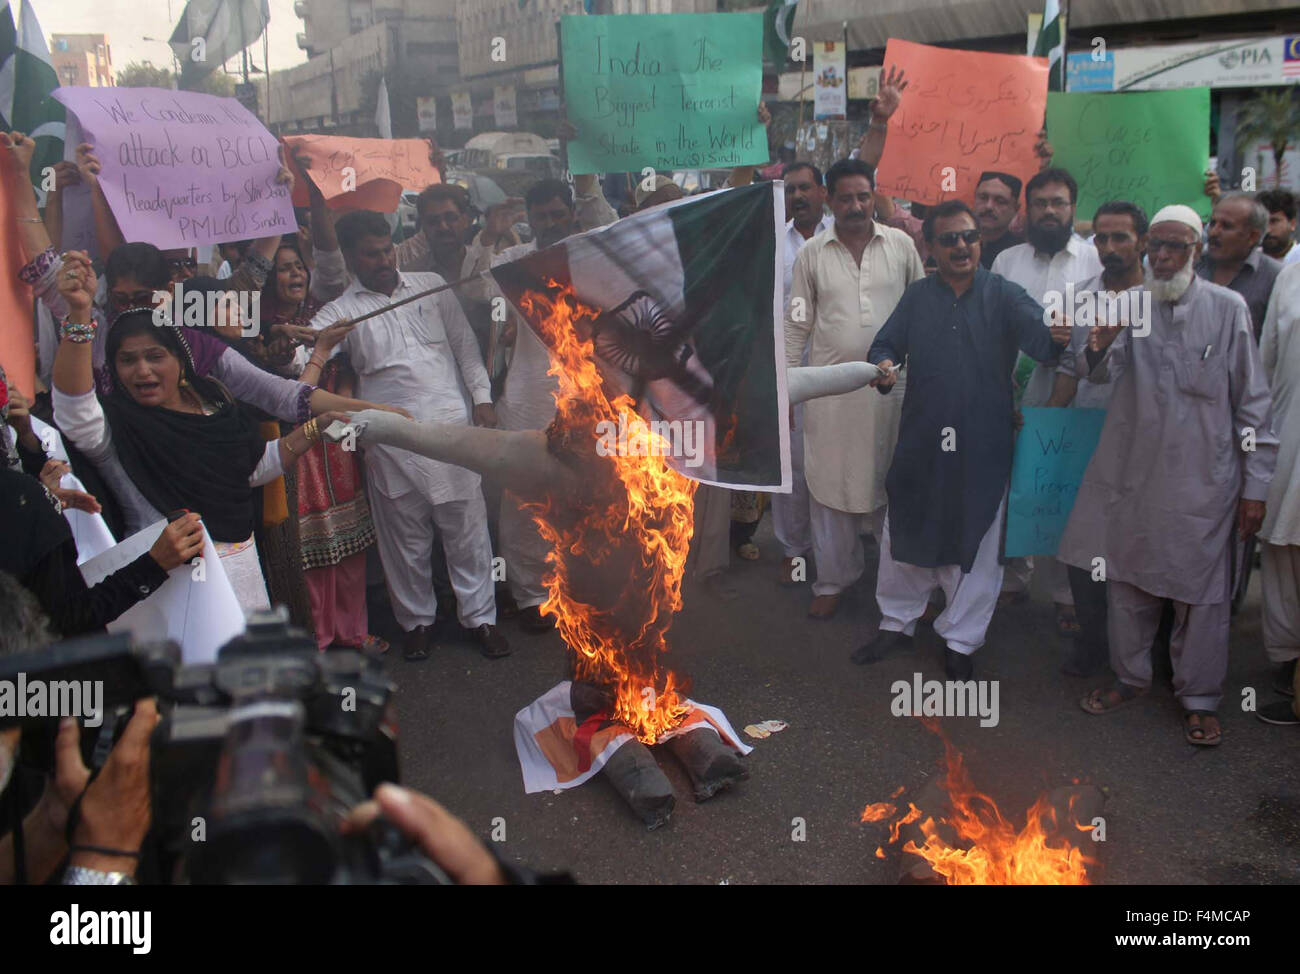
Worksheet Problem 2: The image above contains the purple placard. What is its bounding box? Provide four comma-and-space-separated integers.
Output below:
51, 86, 295, 250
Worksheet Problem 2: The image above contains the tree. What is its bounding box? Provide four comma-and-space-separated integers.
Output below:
192, 72, 236, 98
1236, 89, 1300, 188
116, 61, 175, 88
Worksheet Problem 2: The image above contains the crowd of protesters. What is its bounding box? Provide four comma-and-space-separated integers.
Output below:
2, 63, 1298, 798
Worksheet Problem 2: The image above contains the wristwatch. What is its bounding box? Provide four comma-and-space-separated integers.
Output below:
64, 866, 136, 885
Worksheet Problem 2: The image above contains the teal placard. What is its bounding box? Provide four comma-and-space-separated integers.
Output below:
559, 13, 765, 176
1045, 88, 1212, 221
1005, 407, 1107, 558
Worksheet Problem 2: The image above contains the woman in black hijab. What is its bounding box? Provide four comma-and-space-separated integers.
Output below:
50, 252, 349, 612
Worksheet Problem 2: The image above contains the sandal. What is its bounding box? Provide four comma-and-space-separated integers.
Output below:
1184, 710, 1222, 747
1080, 683, 1147, 715
361, 634, 390, 656
1056, 606, 1081, 637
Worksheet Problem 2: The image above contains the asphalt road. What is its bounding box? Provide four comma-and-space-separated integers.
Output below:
377, 520, 1300, 885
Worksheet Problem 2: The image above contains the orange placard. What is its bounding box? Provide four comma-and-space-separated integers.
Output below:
874, 39, 1049, 208
0, 175, 35, 400
283, 135, 440, 213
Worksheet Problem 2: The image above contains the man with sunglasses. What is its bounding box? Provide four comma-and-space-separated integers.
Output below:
1059, 204, 1277, 747
990, 167, 1101, 635
785, 158, 925, 620
855, 200, 1071, 679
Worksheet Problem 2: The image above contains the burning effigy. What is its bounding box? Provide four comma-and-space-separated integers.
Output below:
863, 721, 1104, 884
343, 184, 882, 827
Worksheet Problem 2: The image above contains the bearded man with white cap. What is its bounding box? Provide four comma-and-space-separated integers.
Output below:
1058, 203, 1278, 747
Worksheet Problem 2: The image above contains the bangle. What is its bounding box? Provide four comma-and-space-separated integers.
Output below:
17, 216, 44, 223
308, 356, 327, 370
283, 438, 301, 456
302, 417, 320, 443
59, 316, 96, 343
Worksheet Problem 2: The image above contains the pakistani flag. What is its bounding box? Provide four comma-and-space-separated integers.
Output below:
491, 183, 790, 491
764, 0, 799, 67
0, 0, 65, 197
169, 0, 269, 87
1033, 0, 1065, 91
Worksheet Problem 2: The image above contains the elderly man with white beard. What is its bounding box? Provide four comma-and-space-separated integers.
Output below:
1058, 204, 1278, 747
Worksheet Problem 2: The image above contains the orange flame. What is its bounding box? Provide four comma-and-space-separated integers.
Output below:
865, 727, 1095, 885
517, 283, 696, 744
860, 802, 896, 823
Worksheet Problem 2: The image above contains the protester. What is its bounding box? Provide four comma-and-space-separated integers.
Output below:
1196, 191, 1282, 341
276, 247, 385, 655
1047, 200, 1150, 676
397, 183, 520, 381
1256, 260, 1300, 726
974, 171, 1026, 268
772, 161, 830, 586
785, 158, 925, 619
0, 466, 204, 637
312, 211, 507, 661
1059, 203, 1278, 746
52, 254, 352, 612
1257, 189, 1300, 266
856, 200, 1071, 678
991, 167, 1102, 633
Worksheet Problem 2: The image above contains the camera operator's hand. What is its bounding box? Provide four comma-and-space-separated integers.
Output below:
67, 699, 158, 877
343, 784, 506, 885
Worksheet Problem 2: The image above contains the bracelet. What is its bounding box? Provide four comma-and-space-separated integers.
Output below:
59, 317, 97, 344
69, 843, 141, 859
308, 356, 327, 370
17, 216, 43, 223
302, 417, 320, 443
283, 438, 301, 456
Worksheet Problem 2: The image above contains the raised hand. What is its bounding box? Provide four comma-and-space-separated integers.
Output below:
56, 251, 98, 315
74, 142, 102, 185
0, 131, 35, 174
872, 65, 908, 121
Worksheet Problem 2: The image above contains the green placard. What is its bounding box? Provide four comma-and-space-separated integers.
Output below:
560, 13, 765, 176
1045, 89, 1212, 221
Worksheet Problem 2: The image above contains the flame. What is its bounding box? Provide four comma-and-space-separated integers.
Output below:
865, 727, 1095, 885
860, 802, 896, 823
517, 282, 696, 744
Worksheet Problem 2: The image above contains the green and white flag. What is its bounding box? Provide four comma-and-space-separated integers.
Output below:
764, 0, 799, 67
1033, 0, 1064, 90
0, 0, 65, 195
491, 183, 790, 490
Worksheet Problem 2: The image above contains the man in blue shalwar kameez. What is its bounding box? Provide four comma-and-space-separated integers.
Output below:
854, 200, 1071, 679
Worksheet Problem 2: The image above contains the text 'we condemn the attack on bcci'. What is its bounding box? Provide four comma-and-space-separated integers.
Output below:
0, 674, 104, 727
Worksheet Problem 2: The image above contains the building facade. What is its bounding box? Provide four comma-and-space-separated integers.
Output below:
51, 34, 114, 88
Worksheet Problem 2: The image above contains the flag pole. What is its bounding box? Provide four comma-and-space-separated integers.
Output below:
794, 7, 807, 158
1059, 0, 1069, 90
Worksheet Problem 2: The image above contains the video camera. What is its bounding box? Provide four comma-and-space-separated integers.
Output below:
0, 609, 449, 884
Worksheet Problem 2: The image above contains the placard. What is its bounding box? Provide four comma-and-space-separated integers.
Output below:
559, 12, 765, 175
51, 86, 295, 249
